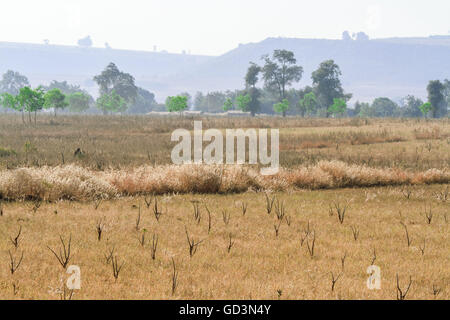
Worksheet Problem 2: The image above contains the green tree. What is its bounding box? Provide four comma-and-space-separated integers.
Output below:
273, 98, 290, 116
298, 92, 318, 117
93, 63, 138, 112
44, 88, 68, 116
16, 86, 45, 124
312, 60, 351, 117
328, 98, 347, 117
1, 92, 21, 118
223, 97, 233, 111
427, 80, 445, 118
236, 94, 251, 112
419, 102, 432, 118
67, 92, 91, 113
96, 90, 127, 114
166, 95, 188, 114
179, 92, 192, 108
261, 50, 303, 117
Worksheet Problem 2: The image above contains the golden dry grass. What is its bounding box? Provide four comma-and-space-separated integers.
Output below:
0, 115, 449, 300
0, 185, 448, 299
0, 161, 449, 201
0, 115, 449, 170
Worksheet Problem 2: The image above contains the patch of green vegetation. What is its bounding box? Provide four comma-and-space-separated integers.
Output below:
0, 147, 17, 157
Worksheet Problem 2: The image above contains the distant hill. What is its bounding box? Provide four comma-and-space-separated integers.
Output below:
1, 36, 449, 103
0, 41, 213, 99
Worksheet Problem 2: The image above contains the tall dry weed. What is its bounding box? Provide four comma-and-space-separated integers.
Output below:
0, 161, 448, 201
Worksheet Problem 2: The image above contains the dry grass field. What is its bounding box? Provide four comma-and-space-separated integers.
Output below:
0, 114, 448, 300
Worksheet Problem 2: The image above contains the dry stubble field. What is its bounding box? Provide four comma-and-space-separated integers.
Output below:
0, 115, 448, 300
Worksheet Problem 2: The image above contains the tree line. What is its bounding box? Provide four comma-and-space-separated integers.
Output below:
0, 64, 161, 123
1, 51, 449, 119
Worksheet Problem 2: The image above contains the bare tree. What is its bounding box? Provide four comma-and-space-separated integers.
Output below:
240, 202, 248, 216
47, 235, 72, 269
396, 274, 412, 300
9, 226, 23, 248
227, 233, 235, 253
222, 210, 230, 225
111, 255, 125, 281
265, 193, 275, 214
423, 205, 433, 224
350, 225, 360, 241
104, 246, 115, 264
400, 222, 412, 247
368, 248, 376, 265
8, 250, 24, 274
185, 227, 204, 257
96, 218, 105, 241
144, 195, 153, 208
330, 271, 343, 292
135, 204, 142, 231
153, 197, 163, 222
205, 205, 212, 234
330, 201, 348, 224
274, 199, 286, 221
306, 230, 316, 257
150, 233, 158, 260
191, 201, 201, 224
171, 258, 178, 295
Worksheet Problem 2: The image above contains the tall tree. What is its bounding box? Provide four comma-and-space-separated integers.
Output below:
44, 88, 68, 116
236, 94, 251, 112
298, 92, 318, 117
370, 97, 398, 117
401, 95, 423, 118
261, 50, 303, 117
67, 92, 91, 113
127, 87, 157, 114
328, 98, 347, 117
96, 90, 127, 114
245, 62, 261, 88
93, 63, 138, 112
427, 80, 445, 118
0, 70, 29, 95
244, 62, 262, 116
312, 60, 351, 117
17, 87, 45, 124
443, 79, 450, 112
273, 99, 290, 116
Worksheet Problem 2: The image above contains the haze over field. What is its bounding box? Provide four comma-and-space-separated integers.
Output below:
0, 1, 449, 302
0, 0, 449, 102
1, 35, 450, 102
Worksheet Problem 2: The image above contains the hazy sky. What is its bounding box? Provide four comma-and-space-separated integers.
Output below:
1, 0, 449, 55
